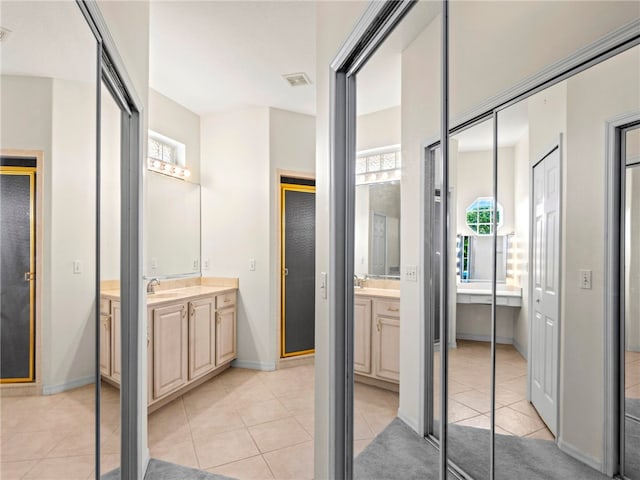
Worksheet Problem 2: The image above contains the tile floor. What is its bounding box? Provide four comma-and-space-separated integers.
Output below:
3, 340, 636, 479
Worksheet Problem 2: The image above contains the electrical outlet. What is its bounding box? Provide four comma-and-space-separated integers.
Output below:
151, 258, 157, 270
203, 259, 210, 270
73, 260, 81, 274
193, 259, 199, 270
405, 265, 417, 282
249, 259, 256, 271
579, 269, 592, 289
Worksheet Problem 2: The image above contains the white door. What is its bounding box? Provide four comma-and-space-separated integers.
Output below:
531, 147, 561, 435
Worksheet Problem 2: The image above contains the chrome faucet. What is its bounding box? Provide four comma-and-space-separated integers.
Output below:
147, 278, 160, 294
354, 274, 361, 288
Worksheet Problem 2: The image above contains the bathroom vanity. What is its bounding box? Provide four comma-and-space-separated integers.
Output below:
354, 287, 400, 391
100, 279, 238, 412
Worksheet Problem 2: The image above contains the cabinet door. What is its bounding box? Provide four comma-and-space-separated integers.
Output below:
100, 313, 111, 377
374, 315, 400, 382
354, 298, 372, 374
216, 307, 236, 366
153, 302, 188, 399
189, 297, 216, 380
111, 301, 121, 383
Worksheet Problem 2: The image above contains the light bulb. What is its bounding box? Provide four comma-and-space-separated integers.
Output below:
174, 167, 182, 175
164, 163, 172, 172
153, 160, 161, 168
183, 169, 191, 178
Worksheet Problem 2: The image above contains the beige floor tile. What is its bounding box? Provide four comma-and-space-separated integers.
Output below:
526, 427, 555, 441
263, 441, 314, 480
626, 383, 640, 399
452, 389, 500, 414
496, 376, 528, 397
99, 453, 121, 477
225, 384, 278, 409
239, 399, 291, 427
47, 429, 97, 458
354, 438, 373, 457
248, 417, 311, 453
494, 407, 544, 436
489, 386, 526, 406
218, 367, 267, 389
188, 407, 246, 437
454, 415, 511, 435
353, 410, 375, 441
182, 385, 232, 418
1, 431, 58, 462
208, 455, 275, 479
447, 399, 480, 423
626, 351, 640, 364
0, 460, 38, 480
626, 361, 640, 386
194, 427, 260, 469
278, 393, 314, 415
360, 408, 397, 436
147, 399, 192, 446
508, 400, 542, 419
150, 439, 199, 469
23, 455, 94, 479
294, 413, 314, 437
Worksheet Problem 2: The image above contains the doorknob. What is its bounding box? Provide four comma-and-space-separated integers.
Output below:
536, 298, 540, 303
283, 268, 289, 277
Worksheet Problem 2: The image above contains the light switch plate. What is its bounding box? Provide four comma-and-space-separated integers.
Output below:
249, 259, 256, 271
405, 265, 417, 282
73, 260, 81, 274
579, 269, 592, 289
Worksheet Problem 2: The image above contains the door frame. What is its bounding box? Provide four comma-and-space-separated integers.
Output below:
0, 150, 44, 395
280, 180, 317, 358
527, 139, 563, 438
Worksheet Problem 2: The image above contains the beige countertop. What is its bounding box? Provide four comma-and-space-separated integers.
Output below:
354, 287, 400, 299
101, 285, 237, 306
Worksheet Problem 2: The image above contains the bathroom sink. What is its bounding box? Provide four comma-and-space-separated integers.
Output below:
148, 292, 179, 299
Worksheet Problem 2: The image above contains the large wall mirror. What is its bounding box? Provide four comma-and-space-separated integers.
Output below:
355, 149, 401, 279
144, 170, 201, 277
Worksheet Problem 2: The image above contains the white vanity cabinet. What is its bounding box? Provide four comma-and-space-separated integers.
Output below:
373, 300, 400, 382
215, 293, 237, 366
152, 302, 189, 398
100, 299, 121, 383
100, 285, 238, 410
354, 293, 400, 387
354, 298, 372, 375
189, 297, 216, 380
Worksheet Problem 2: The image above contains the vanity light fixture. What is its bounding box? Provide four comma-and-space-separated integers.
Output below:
147, 157, 191, 180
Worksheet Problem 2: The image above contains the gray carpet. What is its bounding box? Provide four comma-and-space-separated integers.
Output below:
354, 418, 456, 479
102, 459, 236, 480
355, 418, 610, 480
625, 397, 640, 478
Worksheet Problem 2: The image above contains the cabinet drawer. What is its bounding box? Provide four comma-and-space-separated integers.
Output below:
374, 300, 400, 318
216, 292, 236, 309
100, 297, 111, 315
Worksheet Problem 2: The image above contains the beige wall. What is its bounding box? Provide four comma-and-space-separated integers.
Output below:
356, 106, 401, 152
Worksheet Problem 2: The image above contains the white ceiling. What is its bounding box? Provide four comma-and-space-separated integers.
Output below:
149, 1, 317, 116
0, 1, 96, 83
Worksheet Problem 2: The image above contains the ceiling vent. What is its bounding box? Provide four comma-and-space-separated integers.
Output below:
0, 27, 11, 43
282, 72, 311, 87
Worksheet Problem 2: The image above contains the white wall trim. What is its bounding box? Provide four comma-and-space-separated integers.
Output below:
42, 375, 94, 395
456, 333, 513, 345
232, 359, 276, 371
397, 408, 419, 433
558, 439, 603, 473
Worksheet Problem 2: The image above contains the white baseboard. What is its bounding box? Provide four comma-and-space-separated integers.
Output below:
397, 409, 419, 434
456, 333, 513, 345
557, 438, 603, 473
231, 359, 276, 371
512, 337, 528, 359
42, 375, 94, 395
627, 345, 640, 353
